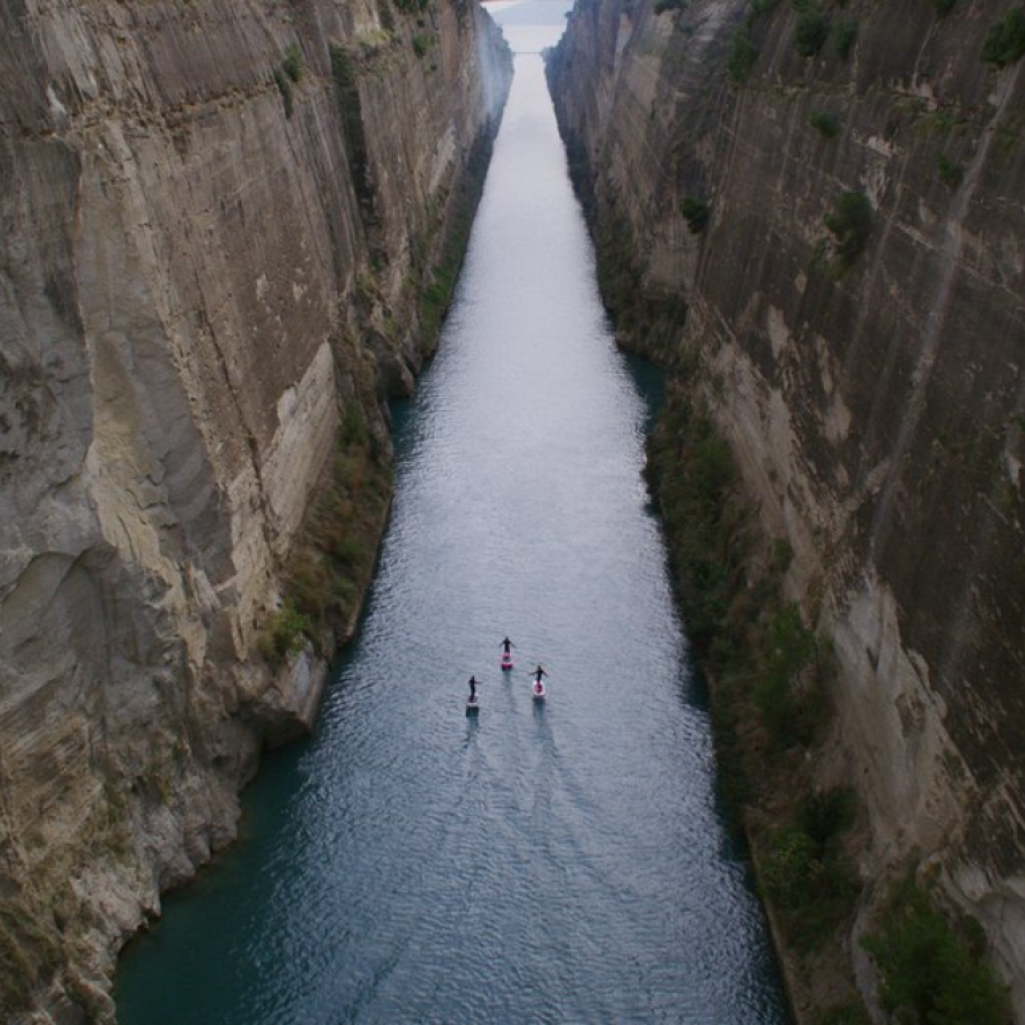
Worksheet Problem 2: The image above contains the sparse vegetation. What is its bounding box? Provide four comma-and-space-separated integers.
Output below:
823, 190, 872, 269
329, 40, 352, 90
832, 19, 857, 59
770, 537, 794, 574
809, 109, 840, 137
933, 0, 956, 16
644, 389, 742, 659
1, 899, 65, 1009
279, 401, 392, 653
981, 7, 1025, 67
421, 265, 455, 337
937, 152, 964, 188
995, 123, 1022, 158
417, 131, 496, 349
412, 32, 433, 57
754, 603, 827, 750
585, 210, 687, 361
863, 876, 1011, 1024
914, 108, 968, 136
762, 788, 860, 948
273, 68, 294, 119
273, 43, 304, 120
258, 598, 313, 666
795, 10, 830, 57
644, 387, 838, 800
283, 43, 304, 83
681, 196, 711, 233
729, 26, 759, 81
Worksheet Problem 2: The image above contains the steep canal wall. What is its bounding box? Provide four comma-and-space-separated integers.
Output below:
547, 0, 1025, 1021
0, 1, 511, 1019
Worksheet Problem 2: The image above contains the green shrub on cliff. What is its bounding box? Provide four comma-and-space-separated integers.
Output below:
283, 43, 305, 83
754, 602, 826, 749
272, 44, 304, 120
762, 788, 860, 948
330, 41, 354, 89
341, 401, 370, 447
937, 152, 964, 189
799, 786, 857, 843
832, 19, 857, 59
644, 390, 740, 656
728, 27, 759, 81
258, 599, 312, 665
269, 396, 392, 657
273, 68, 294, 119
809, 110, 840, 137
795, 11, 830, 57
681, 197, 710, 233
824, 190, 872, 268
863, 877, 1010, 1024
982, 7, 1025, 67
763, 830, 859, 945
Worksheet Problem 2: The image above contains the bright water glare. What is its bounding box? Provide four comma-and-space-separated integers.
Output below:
116, 4, 790, 1021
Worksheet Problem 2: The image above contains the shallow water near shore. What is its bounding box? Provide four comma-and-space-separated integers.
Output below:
115, 5, 791, 1021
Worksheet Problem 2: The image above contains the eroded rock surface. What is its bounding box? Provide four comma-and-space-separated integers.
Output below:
548, 0, 1025, 1014
0, 1, 511, 1018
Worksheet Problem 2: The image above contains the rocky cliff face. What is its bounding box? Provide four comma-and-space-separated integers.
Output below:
548, 0, 1025, 1014
0, 1, 510, 1019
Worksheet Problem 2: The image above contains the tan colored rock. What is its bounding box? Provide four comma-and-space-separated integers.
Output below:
0, 0, 511, 1019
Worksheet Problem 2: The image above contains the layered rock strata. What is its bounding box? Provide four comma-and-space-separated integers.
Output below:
0, 1, 511, 1019
548, 0, 1025, 1015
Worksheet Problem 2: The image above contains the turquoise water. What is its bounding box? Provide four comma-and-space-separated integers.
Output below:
115, 7, 790, 1022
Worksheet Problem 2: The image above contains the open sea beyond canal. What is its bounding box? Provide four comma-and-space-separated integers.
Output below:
115, 4, 791, 1021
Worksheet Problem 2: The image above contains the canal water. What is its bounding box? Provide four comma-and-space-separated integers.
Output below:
115, 3, 790, 1022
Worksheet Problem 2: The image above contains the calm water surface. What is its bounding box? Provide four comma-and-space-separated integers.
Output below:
116, 5, 790, 1021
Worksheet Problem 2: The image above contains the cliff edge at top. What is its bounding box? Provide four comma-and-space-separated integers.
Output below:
0, 1, 511, 1020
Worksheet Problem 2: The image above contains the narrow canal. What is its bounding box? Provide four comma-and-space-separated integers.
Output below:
116, 3, 790, 1021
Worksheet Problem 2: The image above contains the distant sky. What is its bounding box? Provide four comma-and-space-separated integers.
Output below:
481, 0, 575, 53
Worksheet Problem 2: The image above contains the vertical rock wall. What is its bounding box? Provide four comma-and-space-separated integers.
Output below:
548, 0, 1025, 1014
0, 1, 511, 1019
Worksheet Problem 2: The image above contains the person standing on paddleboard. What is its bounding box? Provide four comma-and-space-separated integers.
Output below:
468, 675, 479, 701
